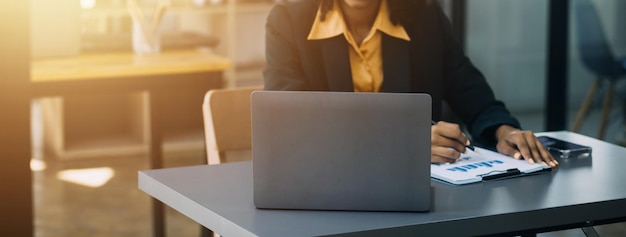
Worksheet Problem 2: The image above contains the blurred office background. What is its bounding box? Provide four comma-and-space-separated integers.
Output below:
17, 0, 626, 236
460, 0, 626, 145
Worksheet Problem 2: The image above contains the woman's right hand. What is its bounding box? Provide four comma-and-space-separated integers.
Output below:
431, 121, 470, 163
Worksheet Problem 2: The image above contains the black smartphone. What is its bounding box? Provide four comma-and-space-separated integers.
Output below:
538, 136, 592, 159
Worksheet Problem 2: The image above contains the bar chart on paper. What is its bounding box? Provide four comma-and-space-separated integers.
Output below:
431, 148, 551, 185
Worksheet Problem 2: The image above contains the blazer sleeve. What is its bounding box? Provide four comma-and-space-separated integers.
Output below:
434, 5, 521, 147
263, 4, 310, 91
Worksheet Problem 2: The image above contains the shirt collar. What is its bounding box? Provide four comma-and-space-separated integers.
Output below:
307, 0, 410, 41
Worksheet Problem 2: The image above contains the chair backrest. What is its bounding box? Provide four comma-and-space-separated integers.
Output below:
202, 86, 262, 165
574, 0, 618, 77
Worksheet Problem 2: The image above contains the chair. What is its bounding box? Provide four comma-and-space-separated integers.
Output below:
202, 86, 262, 165
572, 0, 626, 140
200, 86, 262, 237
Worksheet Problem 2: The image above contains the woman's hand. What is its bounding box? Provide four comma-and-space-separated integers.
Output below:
495, 125, 559, 167
431, 121, 470, 163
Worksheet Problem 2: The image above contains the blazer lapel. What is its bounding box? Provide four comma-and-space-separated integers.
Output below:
320, 36, 353, 92
381, 34, 411, 93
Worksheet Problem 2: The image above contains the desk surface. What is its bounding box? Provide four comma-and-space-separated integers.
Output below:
31, 49, 231, 82
139, 131, 626, 236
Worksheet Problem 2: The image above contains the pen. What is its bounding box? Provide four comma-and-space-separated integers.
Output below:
431, 120, 477, 152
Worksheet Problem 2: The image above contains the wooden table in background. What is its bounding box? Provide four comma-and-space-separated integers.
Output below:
31, 49, 231, 237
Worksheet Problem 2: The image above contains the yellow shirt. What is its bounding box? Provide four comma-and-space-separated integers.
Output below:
307, 0, 410, 92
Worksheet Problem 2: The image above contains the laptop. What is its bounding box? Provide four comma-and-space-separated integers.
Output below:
251, 91, 432, 212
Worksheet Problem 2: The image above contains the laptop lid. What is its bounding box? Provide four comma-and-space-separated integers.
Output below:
251, 91, 431, 212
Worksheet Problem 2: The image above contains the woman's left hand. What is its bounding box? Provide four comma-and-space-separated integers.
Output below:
495, 125, 559, 167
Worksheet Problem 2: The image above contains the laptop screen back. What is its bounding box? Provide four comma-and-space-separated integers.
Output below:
251, 91, 431, 212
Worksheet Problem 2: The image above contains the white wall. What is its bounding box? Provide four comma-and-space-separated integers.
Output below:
31, 0, 81, 58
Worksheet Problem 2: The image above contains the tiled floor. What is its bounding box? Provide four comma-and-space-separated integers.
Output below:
32, 104, 625, 237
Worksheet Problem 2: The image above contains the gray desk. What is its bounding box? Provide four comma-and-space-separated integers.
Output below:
139, 131, 626, 236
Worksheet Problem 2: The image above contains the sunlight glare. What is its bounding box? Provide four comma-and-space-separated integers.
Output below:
80, 0, 96, 9
30, 159, 47, 172
57, 167, 115, 188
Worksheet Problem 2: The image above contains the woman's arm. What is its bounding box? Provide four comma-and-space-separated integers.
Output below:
432, 4, 557, 167
432, 3, 519, 146
263, 4, 310, 91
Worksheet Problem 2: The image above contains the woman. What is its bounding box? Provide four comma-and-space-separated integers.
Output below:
263, 0, 557, 167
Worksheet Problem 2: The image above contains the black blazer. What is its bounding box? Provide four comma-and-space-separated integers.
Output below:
263, 0, 520, 147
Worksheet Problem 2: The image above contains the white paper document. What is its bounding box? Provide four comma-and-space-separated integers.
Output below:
431, 147, 551, 185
